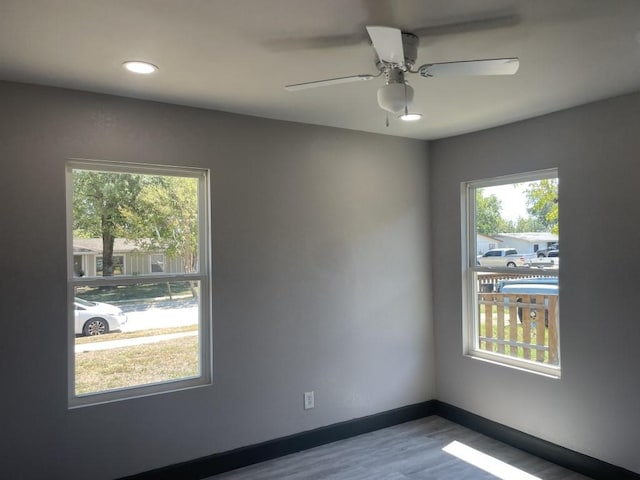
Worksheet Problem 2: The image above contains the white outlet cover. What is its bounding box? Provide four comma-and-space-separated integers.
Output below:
304, 391, 314, 410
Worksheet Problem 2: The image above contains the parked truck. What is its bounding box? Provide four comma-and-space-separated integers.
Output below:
496, 276, 559, 326
536, 243, 559, 257
476, 248, 536, 268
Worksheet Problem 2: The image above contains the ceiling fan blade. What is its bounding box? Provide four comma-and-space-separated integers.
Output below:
411, 11, 519, 39
419, 58, 519, 77
366, 26, 405, 65
285, 74, 374, 91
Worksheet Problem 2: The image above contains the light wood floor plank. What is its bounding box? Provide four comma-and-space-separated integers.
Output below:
207, 416, 591, 479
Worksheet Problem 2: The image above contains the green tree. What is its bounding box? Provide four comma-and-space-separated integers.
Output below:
513, 216, 545, 232
128, 176, 199, 274
476, 190, 509, 235
74, 171, 200, 297
124, 176, 200, 298
525, 179, 559, 234
73, 171, 145, 276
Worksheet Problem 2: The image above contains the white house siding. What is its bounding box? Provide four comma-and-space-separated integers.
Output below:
76, 252, 186, 276
496, 237, 535, 253
493, 233, 558, 254
104, 253, 185, 276
476, 234, 502, 255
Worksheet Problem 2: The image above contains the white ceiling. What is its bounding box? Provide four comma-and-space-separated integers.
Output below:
1, 0, 640, 140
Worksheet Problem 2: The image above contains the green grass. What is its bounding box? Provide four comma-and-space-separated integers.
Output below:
75, 335, 199, 395
76, 281, 196, 303
478, 308, 556, 364
75, 325, 197, 344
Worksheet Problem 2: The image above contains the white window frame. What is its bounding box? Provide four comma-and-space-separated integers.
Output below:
461, 168, 560, 377
66, 159, 212, 407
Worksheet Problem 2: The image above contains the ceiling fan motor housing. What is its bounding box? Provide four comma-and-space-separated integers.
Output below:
375, 31, 419, 71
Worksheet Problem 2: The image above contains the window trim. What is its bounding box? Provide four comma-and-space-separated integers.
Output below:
461, 168, 560, 377
66, 159, 213, 407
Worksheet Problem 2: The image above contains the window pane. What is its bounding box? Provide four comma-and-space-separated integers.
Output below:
96, 255, 124, 275
74, 282, 201, 395
150, 254, 164, 273
72, 170, 200, 277
73, 255, 84, 276
476, 272, 559, 366
475, 179, 558, 264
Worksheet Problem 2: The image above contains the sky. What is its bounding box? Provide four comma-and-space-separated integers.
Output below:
482, 182, 533, 222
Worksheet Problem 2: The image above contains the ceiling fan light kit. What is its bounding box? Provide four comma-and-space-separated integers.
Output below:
400, 111, 422, 122
284, 25, 519, 125
377, 82, 414, 114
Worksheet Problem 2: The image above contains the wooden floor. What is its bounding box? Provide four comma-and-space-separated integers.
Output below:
207, 416, 591, 480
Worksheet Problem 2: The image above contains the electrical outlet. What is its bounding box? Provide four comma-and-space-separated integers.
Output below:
303, 391, 314, 410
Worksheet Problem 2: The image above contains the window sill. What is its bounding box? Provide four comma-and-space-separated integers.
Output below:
465, 350, 561, 379
69, 376, 212, 409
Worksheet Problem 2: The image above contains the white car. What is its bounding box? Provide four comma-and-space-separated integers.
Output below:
75, 297, 127, 336
476, 248, 532, 268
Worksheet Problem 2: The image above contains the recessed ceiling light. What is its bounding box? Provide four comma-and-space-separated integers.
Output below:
122, 61, 158, 74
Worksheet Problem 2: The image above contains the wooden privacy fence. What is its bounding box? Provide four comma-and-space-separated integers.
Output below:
477, 291, 559, 365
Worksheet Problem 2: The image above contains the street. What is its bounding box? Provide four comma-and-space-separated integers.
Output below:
120, 299, 199, 332
75, 299, 199, 352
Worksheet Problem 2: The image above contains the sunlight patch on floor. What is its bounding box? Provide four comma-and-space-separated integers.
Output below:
443, 440, 542, 480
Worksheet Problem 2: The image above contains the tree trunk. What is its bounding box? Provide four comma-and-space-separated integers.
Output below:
102, 216, 115, 276
183, 250, 199, 299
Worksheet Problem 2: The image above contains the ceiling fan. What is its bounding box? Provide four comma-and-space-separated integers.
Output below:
285, 26, 519, 124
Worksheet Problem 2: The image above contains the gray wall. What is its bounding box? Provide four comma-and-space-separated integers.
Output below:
0, 81, 433, 480
4, 78, 639, 479
431, 92, 640, 473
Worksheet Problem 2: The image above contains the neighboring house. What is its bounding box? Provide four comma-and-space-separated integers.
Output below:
72, 238, 184, 277
493, 232, 559, 254
477, 234, 503, 254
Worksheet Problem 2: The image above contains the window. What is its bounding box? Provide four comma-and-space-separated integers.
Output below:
462, 169, 560, 376
150, 253, 164, 273
73, 255, 84, 276
96, 255, 124, 275
67, 160, 211, 406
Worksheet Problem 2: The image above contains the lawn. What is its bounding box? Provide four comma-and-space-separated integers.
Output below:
75, 335, 199, 395
75, 325, 198, 344
478, 310, 556, 364
76, 281, 196, 303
